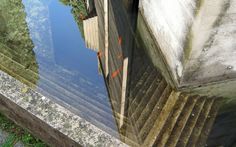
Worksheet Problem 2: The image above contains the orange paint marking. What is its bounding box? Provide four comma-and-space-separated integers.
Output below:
111, 66, 123, 78
97, 51, 102, 57
118, 36, 122, 45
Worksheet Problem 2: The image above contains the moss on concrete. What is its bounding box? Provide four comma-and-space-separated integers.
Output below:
195, 0, 205, 16
183, 32, 193, 64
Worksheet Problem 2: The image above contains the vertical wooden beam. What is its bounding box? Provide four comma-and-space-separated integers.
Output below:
119, 57, 129, 128
104, 0, 109, 77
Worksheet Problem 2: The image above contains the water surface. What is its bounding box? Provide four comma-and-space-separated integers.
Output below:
1, 0, 236, 146
0, 0, 119, 137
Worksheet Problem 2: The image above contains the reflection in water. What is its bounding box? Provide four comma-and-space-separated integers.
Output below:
0, 0, 236, 146
59, 0, 88, 38
207, 99, 236, 147
97, 2, 222, 145
23, 0, 118, 135
0, 0, 119, 138
0, 0, 39, 86
95, 0, 236, 146
23, 0, 55, 61
0, 13, 6, 35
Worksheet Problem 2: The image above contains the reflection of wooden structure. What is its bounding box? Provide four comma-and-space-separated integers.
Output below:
0, 0, 119, 138
94, 0, 223, 146
0, 0, 39, 87
124, 48, 222, 146
95, 0, 133, 124
85, 0, 95, 13
83, 16, 99, 51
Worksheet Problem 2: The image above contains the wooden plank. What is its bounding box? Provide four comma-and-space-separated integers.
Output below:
119, 57, 129, 128
104, 0, 109, 77
83, 17, 99, 51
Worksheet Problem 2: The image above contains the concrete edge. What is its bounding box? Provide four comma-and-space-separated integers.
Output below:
0, 70, 127, 147
136, 10, 179, 89
181, 79, 236, 99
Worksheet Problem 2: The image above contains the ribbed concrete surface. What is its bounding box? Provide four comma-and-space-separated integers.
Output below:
125, 63, 222, 147
93, 0, 223, 146
114, 44, 223, 146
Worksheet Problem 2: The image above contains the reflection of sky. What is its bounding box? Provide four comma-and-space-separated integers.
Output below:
22, 0, 118, 137
49, 0, 101, 82
23, 0, 54, 61
22, 0, 104, 85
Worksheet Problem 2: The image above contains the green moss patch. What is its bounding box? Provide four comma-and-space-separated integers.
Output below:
0, 113, 48, 147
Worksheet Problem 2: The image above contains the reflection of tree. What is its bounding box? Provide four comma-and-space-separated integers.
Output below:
59, 0, 88, 38
59, 0, 71, 5
0, 0, 39, 87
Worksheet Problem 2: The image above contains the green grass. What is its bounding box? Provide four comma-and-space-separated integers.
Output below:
0, 113, 48, 147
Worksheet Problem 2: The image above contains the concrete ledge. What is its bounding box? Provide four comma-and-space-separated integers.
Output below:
0, 70, 127, 147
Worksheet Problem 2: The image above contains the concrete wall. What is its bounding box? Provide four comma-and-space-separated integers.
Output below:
139, 0, 236, 91
182, 0, 236, 86
136, 12, 177, 88
139, 0, 197, 83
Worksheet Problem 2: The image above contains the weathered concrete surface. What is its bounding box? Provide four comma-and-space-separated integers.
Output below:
182, 79, 236, 99
0, 70, 127, 147
139, 0, 236, 97
136, 12, 177, 88
182, 0, 236, 86
139, 0, 196, 83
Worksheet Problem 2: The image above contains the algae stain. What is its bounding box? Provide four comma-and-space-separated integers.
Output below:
63, 122, 72, 129
203, 0, 231, 50
212, 0, 231, 28
21, 87, 29, 93
183, 0, 204, 64
195, 0, 205, 16
183, 32, 193, 64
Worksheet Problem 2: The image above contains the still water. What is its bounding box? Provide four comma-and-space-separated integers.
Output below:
0, 0, 236, 146
0, 0, 118, 137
